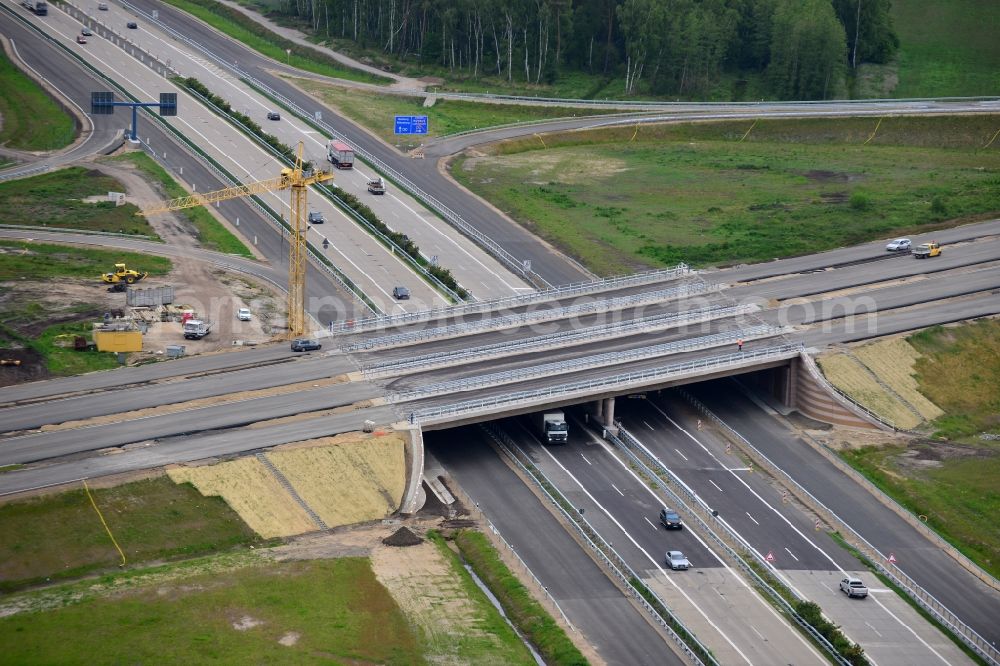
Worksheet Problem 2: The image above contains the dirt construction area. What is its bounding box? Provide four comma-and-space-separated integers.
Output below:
93, 159, 282, 357
0, 155, 283, 387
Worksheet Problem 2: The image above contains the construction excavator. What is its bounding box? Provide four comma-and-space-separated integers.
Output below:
101, 263, 148, 285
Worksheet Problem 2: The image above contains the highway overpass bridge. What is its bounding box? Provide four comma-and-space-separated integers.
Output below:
1, 218, 997, 486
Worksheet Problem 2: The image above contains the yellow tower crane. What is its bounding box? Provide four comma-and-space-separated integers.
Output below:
142, 142, 333, 337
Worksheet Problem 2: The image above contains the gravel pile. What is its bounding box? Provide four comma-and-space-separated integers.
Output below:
382, 526, 423, 547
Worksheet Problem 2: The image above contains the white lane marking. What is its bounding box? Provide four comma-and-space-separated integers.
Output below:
385, 191, 525, 292
537, 441, 756, 666
709, 479, 723, 492
650, 402, 844, 570
867, 593, 954, 665
626, 414, 826, 662
750, 626, 765, 641
644, 516, 657, 530
746, 512, 760, 526
652, 403, 949, 664
865, 622, 883, 638
643, 420, 655, 431
79, 19, 438, 307
674, 448, 688, 461
784, 547, 799, 562
580, 453, 592, 466
611, 484, 625, 497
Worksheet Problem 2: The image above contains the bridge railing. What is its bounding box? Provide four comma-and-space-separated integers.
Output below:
679, 390, 1000, 666
330, 264, 690, 333
413, 344, 802, 422
363, 303, 755, 377
389, 325, 781, 402
481, 422, 714, 665
346, 280, 717, 351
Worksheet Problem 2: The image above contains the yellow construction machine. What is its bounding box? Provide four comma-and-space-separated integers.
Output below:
101, 263, 148, 284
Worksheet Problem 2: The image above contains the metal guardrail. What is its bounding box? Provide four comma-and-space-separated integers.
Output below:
413, 344, 803, 422
347, 280, 717, 351
679, 390, 1000, 666
390, 325, 780, 402
363, 303, 754, 377
0, 163, 50, 182
331, 263, 690, 333
484, 519, 577, 633
608, 425, 853, 665
481, 422, 712, 665
119, 0, 552, 289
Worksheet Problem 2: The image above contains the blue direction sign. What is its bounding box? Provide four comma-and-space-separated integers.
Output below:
395, 115, 428, 135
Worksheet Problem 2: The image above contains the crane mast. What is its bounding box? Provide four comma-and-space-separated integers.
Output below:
141, 142, 333, 337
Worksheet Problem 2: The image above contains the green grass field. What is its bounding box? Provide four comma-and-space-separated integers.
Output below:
106, 152, 253, 257
0, 557, 424, 664
453, 116, 1000, 275
161, 0, 385, 84
0, 478, 561, 664
840, 319, 1000, 579
842, 442, 1000, 580
891, 0, 1000, 97
0, 49, 76, 151
0, 477, 265, 592
0, 240, 171, 281
910, 319, 1000, 438
289, 76, 617, 148
0, 167, 158, 236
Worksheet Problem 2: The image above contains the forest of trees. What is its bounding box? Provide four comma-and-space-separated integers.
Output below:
271, 0, 898, 99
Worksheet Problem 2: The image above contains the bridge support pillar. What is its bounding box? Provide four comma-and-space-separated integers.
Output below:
593, 399, 604, 419
602, 397, 617, 434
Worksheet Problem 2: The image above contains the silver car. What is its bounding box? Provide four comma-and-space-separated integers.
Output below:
666, 550, 690, 570
885, 238, 911, 252
839, 577, 868, 598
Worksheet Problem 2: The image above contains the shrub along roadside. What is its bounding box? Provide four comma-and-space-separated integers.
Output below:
177, 77, 311, 171
453, 530, 588, 666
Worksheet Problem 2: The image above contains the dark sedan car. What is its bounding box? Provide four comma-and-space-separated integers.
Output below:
290, 338, 321, 352
659, 508, 683, 530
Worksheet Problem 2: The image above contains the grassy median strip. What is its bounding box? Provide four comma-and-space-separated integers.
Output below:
0, 47, 76, 151
159, 0, 386, 85
452, 530, 588, 665
453, 115, 1000, 275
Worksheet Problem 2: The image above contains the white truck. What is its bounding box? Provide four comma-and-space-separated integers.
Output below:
22, 0, 47, 14
327, 140, 354, 169
537, 411, 568, 443
182, 319, 212, 340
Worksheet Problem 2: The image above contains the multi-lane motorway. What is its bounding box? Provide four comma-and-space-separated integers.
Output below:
2, 1, 999, 663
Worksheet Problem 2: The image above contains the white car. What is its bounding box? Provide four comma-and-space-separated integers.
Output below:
665, 550, 690, 570
237, 307, 252, 321
839, 577, 868, 598
885, 238, 911, 252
